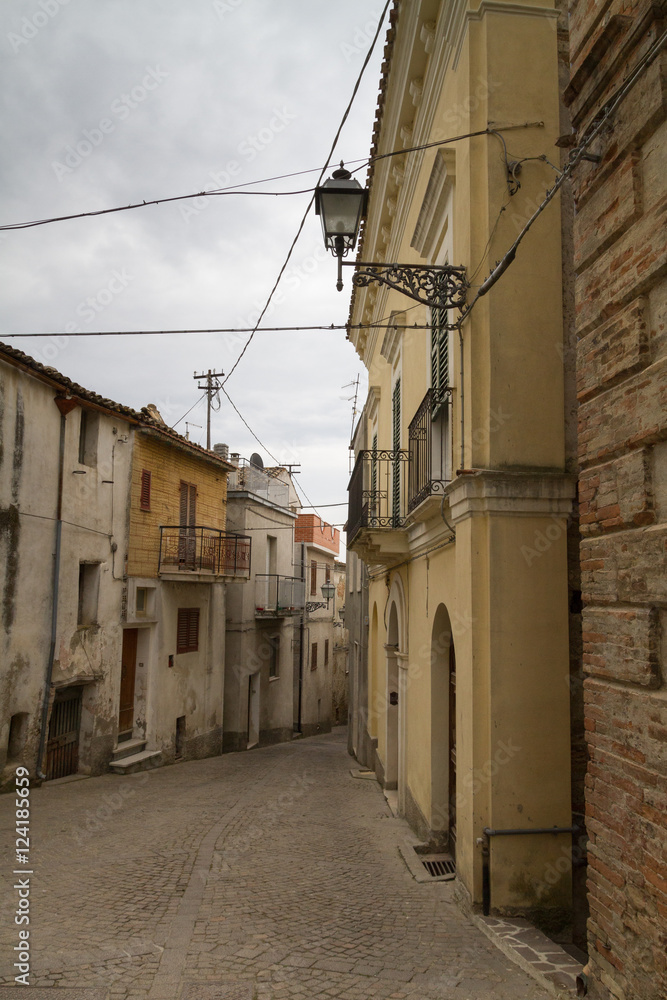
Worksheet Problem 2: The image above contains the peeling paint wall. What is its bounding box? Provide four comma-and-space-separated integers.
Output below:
0, 358, 132, 785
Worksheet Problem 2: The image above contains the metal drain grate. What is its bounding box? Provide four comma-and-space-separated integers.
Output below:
421, 855, 456, 877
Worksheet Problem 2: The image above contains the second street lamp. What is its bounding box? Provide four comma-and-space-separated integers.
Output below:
315, 164, 368, 291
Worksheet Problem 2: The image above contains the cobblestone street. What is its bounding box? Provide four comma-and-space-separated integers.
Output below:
0, 730, 550, 999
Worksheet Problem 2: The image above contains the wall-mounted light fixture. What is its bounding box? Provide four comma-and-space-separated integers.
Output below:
315, 163, 468, 310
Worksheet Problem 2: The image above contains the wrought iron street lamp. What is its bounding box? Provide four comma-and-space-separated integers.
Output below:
315, 164, 368, 291
315, 164, 468, 310
305, 580, 336, 614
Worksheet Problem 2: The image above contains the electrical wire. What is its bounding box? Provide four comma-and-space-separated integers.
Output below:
222, 0, 391, 388
171, 392, 207, 430
1, 323, 432, 339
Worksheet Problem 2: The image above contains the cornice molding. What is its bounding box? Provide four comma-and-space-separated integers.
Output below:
445, 469, 576, 523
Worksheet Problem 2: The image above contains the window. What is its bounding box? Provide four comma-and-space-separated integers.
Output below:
311, 642, 318, 671
140, 470, 151, 511
176, 608, 200, 653
268, 635, 280, 678
310, 559, 317, 596
324, 639, 329, 666
77, 563, 100, 626
136, 588, 148, 615
78, 409, 100, 467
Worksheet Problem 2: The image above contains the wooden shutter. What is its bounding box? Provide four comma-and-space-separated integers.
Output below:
179, 482, 189, 526
140, 470, 151, 511
311, 642, 318, 670
189, 484, 196, 525
324, 639, 329, 666
310, 559, 317, 595
176, 608, 199, 653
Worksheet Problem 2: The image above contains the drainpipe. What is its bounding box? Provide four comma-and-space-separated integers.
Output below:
458, 327, 465, 473
297, 542, 305, 733
36, 395, 78, 779
480, 825, 577, 916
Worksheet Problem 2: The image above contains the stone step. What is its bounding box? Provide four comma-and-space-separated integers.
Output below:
108, 749, 162, 775
111, 738, 147, 762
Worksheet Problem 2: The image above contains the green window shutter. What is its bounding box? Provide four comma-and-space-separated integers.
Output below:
392, 380, 401, 523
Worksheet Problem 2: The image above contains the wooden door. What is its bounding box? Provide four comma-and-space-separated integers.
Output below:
119, 628, 138, 735
179, 481, 197, 568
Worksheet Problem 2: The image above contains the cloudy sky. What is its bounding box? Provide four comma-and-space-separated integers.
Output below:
1, 0, 389, 536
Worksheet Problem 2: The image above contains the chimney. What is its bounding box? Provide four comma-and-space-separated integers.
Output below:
213, 442, 229, 461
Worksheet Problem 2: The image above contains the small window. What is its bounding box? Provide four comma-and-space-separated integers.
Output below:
310, 559, 317, 595
324, 639, 329, 666
78, 409, 100, 467
176, 608, 200, 654
78, 563, 100, 626
140, 470, 151, 511
136, 588, 148, 615
311, 642, 318, 671
268, 635, 279, 678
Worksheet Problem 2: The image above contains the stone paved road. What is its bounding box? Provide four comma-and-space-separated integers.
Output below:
0, 729, 549, 999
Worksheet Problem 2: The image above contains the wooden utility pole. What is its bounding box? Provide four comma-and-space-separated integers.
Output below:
193, 369, 224, 450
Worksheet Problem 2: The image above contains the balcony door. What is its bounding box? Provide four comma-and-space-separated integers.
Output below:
179, 481, 197, 569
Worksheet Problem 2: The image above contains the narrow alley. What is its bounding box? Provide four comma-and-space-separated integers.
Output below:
0, 730, 550, 999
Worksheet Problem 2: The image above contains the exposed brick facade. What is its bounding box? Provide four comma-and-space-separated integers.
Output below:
566, 1, 667, 996
294, 514, 340, 553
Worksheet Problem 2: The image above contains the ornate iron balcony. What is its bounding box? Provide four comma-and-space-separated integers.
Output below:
347, 449, 410, 545
158, 527, 251, 579
408, 387, 452, 512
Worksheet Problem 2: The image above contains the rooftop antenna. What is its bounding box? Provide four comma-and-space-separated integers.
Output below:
342, 375, 361, 473
185, 421, 202, 441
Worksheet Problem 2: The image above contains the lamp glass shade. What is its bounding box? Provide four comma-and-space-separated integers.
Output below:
315, 174, 367, 255
321, 581, 336, 602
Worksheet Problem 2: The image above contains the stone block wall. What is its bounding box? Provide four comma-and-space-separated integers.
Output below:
566, 1, 667, 996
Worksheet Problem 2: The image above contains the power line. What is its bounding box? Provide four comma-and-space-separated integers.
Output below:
221, 0, 391, 388
0, 323, 432, 339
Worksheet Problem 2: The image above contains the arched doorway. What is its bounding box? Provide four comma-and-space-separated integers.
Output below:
431, 604, 456, 858
384, 601, 399, 789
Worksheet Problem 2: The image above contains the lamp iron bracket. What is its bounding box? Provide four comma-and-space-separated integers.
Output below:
343, 261, 468, 309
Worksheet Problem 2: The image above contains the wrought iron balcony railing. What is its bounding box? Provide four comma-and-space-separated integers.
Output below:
347, 449, 410, 546
408, 387, 452, 512
158, 527, 251, 579
255, 574, 306, 616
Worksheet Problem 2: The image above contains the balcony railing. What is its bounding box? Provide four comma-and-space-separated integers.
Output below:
347, 449, 410, 545
408, 387, 452, 512
158, 527, 251, 579
255, 574, 305, 616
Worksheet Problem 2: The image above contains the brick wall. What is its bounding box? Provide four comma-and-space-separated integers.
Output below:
566, 2, 667, 996
295, 514, 340, 554
127, 431, 229, 578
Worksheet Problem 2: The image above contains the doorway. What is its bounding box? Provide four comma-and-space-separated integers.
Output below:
45, 686, 83, 780
247, 671, 260, 748
119, 628, 138, 739
431, 604, 456, 859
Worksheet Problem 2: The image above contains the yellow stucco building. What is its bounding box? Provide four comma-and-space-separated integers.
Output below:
346, 0, 577, 924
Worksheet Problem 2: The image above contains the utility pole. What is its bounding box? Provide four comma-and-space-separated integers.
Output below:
193, 370, 224, 450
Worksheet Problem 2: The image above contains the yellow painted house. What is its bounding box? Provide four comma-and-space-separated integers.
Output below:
346, 0, 580, 929
118, 423, 250, 771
